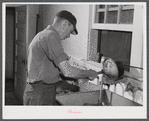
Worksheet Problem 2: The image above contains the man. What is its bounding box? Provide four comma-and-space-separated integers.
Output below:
23, 10, 99, 105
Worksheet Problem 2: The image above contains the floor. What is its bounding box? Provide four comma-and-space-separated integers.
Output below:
5, 79, 22, 105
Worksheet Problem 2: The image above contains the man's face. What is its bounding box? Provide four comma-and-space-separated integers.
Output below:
61, 20, 74, 40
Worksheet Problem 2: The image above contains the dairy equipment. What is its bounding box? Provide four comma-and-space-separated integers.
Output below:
68, 56, 124, 105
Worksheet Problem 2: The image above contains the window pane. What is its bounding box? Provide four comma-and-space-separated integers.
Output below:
109, 5, 118, 9
99, 5, 105, 9
95, 12, 104, 23
107, 11, 118, 23
95, 5, 105, 23
120, 9, 134, 24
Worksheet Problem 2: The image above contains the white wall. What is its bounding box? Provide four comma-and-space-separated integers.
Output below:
39, 4, 90, 59
27, 5, 39, 47
130, 5, 144, 77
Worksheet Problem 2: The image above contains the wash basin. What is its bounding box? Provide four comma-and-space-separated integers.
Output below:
56, 90, 104, 106
56, 90, 142, 106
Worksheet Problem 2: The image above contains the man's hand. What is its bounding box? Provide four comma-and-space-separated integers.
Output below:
99, 68, 117, 79
87, 69, 98, 81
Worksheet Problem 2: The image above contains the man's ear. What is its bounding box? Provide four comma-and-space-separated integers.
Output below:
61, 20, 68, 29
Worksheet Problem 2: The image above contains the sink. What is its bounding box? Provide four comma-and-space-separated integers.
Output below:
56, 90, 104, 106
105, 90, 142, 106
56, 90, 142, 106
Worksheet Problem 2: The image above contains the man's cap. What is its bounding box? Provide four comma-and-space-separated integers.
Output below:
56, 10, 78, 35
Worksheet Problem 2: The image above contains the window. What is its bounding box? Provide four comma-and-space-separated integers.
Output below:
88, 4, 143, 74
91, 4, 134, 32
94, 4, 134, 71
95, 5, 134, 24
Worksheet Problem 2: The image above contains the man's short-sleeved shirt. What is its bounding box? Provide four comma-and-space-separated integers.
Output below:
27, 25, 69, 84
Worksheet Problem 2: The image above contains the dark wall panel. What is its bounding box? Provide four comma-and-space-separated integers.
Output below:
6, 8, 15, 79
100, 30, 132, 66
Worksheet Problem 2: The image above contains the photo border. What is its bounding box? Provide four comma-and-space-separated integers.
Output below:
1, 0, 148, 120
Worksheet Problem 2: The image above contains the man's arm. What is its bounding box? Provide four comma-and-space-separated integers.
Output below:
58, 60, 98, 80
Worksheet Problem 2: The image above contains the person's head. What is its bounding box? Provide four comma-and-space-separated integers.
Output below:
52, 10, 78, 40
